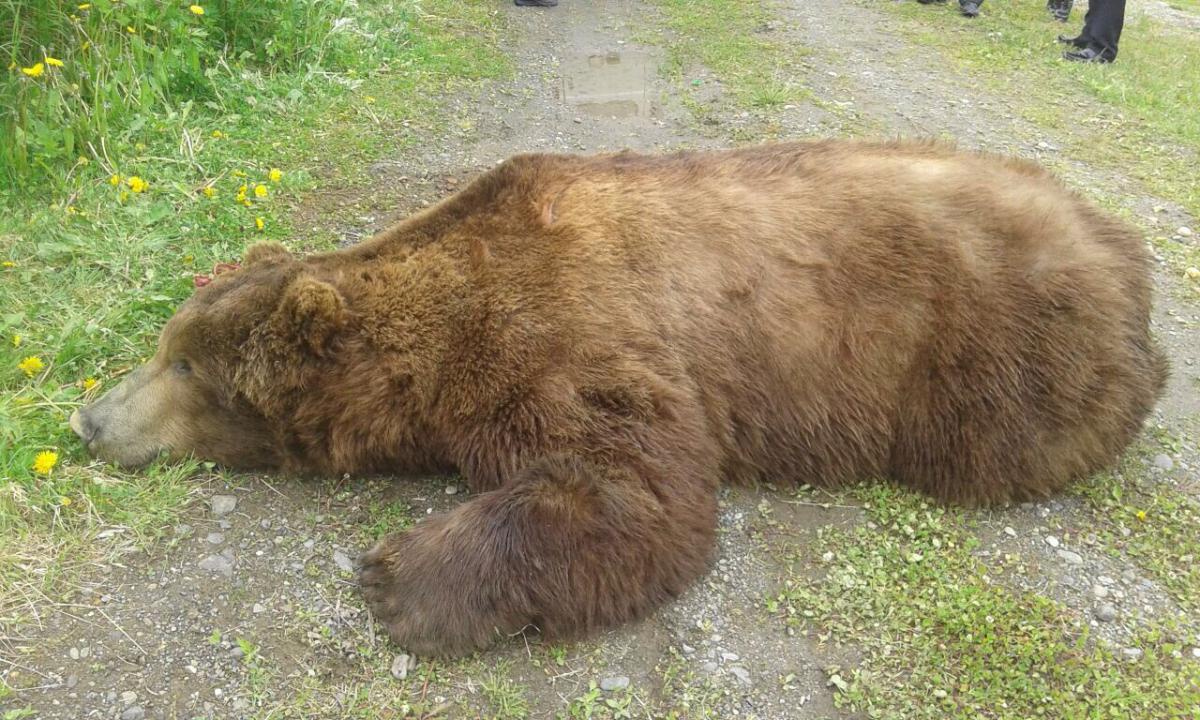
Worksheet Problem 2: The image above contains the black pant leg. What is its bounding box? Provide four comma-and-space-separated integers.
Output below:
1081, 0, 1126, 58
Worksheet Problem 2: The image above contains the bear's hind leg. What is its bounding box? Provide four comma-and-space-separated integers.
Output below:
358, 450, 718, 657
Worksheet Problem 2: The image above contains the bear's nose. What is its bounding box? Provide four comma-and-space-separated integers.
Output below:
70, 409, 98, 445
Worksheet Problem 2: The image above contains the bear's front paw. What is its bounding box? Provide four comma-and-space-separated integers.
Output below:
358, 531, 518, 658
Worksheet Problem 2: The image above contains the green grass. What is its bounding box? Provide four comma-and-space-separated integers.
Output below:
769, 483, 1200, 719
1071, 427, 1200, 610
874, 0, 1200, 220
482, 661, 531, 720
0, 0, 508, 619
642, 0, 809, 117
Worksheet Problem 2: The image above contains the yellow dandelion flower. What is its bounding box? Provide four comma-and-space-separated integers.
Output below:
255, 217, 265, 231
127, 176, 148, 193
202, 186, 216, 198
126, 26, 136, 34
60, 496, 72, 506
232, 170, 246, 177
1, 261, 15, 268
21, 63, 45, 78
119, 190, 130, 203
78, 3, 91, 8
242, 199, 253, 208
32, 451, 58, 475
268, 168, 282, 183
109, 174, 122, 186
211, 130, 223, 139
77, 156, 89, 166
18, 356, 44, 377
12, 334, 21, 347
190, 4, 205, 15
83, 377, 98, 390
45, 57, 64, 67
1135, 510, 1147, 522
67, 205, 79, 215
253, 184, 267, 198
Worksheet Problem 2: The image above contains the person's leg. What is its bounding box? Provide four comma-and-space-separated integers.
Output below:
1047, 0, 1074, 22
959, 0, 982, 17
1063, 0, 1124, 62
1086, 0, 1126, 58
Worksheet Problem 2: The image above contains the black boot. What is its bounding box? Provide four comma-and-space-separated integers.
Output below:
1057, 34, 1088, 47
960, 0, 982, 17
1046, 0, 1074, 22
1063, 47, 1115, 63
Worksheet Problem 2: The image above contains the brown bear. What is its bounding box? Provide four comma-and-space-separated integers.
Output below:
71, 139, 1167, 657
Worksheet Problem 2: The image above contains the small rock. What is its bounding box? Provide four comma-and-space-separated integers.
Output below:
1095, 603, 1117, 622
66, 674, 78, 689
1122, 569, 1137, 584
198, 554, 234, 577
600, 676, 630, 691
1092, 584, 1109, 599
1003, 526, 1017, 538
391, 653, 411, 680
681, 643, 695, 655
121, 707, 145, 720
333, 549, 354, 573
444, 484, 459, 495
1152, 454, 1174, 471
1122, 647, 1143, 661
230, 646, 244, 660
1045, 535, 1060, 548
69, 647, 80, 660
1192, 647, 1200, 659
120, 691, 138, 706
252, 603, 266, 614
206, 532, 225, 545
1057, 549, 1083, 565
1098, 575, 1115, 586
211, 495, 237, 517
721, 651, 740, 662
1178, 226, 1193, 237
729, 666, 752, 685
701, 661, 719, 673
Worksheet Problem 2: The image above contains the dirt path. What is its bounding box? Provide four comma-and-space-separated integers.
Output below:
4, 1, 1198, 719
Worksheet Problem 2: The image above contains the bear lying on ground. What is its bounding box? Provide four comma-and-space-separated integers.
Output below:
71, 139, 1167, 657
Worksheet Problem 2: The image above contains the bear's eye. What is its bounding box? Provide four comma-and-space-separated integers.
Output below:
173, 359, 192, 375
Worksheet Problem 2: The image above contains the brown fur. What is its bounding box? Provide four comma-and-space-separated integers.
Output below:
72, 139, 1168, 657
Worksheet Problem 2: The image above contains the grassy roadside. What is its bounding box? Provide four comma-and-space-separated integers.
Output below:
0, 0, 509, 624
872, 1, 1200, 289
771, 479, 1200, 718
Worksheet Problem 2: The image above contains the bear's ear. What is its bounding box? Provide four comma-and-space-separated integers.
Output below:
244, 241, 292, 266
273, 277, 347, 354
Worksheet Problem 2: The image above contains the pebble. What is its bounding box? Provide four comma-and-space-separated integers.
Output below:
1003, 526, 1017, 537
1121, 569, 1137, 584
120, 707, 145, 720
701, 661, 719, 673
681, 644, 696, 655
230, 646, 244, 660
445, 485, 459, 495
333, 549, 354, 573
1095, 603, 1117, 622
1056, 549, 1083, 565
1098, 575, 1115, 586
1152, 454, 1174, 471
729, 666, 752, 685
69, 647, 79, 660
721, 651, 740, 662
206, 532, 225, 545
121, 691, 138, 706
391, 653, 411, 680
252, 603, 266, 614
1178, 226, 1193, 237
1045, 535, 1060, 548
1122, 647, 1143, 661
1092, 584, 1109, 599
198, 554, 234, 577
211, 495, 237, 517
600, 675, 630, 691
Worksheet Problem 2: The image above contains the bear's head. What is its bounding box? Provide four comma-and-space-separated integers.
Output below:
70, 241, 348, 470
